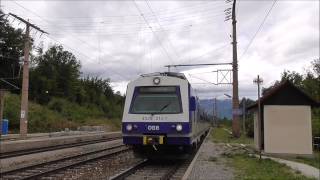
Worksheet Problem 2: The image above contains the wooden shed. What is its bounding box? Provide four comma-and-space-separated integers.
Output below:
247, 81, 319, 155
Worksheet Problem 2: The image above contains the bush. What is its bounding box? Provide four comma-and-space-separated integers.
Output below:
3, 93, 76, 133
2, 93, 119, 133
47, 98, 105, 122
312, 109, 320, 138
3, 93, 20, 131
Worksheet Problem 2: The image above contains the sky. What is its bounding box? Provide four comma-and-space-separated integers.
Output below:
1, 0, 319, 100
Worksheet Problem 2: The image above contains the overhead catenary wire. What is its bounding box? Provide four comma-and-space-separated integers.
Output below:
33, 11, 226, 31
133, 0, 175, 64
11, 0, 99, 53
188, 74, 217, 85
47, 15, 226, 37
28, 27, 132, 82
13, 1, 226, 37
5, 0, 232, 83
48, 37, 131, 81
178, 43, 230, 65
9, 0, 135, 78
145, 0, 181, 61
19, 1, 227, 20
239, 0, 278, 60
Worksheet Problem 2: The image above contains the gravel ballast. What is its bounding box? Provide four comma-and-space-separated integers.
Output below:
0, 139, 123, 173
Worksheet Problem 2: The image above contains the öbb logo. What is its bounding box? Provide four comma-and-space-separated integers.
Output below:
147, 125, 159, 131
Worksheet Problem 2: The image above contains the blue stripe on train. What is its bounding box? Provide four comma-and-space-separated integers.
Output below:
122, 122, 190, 134
123, 136, 191, 145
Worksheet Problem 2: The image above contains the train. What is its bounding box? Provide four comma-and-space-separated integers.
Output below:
121, 72, 210, 156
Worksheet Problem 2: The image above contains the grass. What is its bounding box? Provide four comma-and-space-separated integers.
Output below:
3, 93, 121, 133
229, 154, 316, 180
83, 118, 121, 132
210, 126, 253, 144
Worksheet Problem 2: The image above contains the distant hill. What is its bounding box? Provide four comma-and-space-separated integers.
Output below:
199, 99, 232, 119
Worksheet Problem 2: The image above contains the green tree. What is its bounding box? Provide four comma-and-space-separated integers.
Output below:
78, 76, 124, 118
30, 45, 81, 104
240, 98, 255, 137
262, 60, 320, 138
311, 58, 320, 77
0, 10, 30, 90
281, 70, 304, 87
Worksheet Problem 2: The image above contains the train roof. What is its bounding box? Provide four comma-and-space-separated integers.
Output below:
140, 72, 187, 80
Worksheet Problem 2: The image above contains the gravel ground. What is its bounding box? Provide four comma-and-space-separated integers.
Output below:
0, 139, 123, 173
188, 139, 234, 180
50, 150, 143, 180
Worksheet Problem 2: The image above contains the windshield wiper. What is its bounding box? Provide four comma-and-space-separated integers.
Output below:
159, 102, 172, 112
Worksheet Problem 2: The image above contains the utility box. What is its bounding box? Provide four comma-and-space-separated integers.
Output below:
2, 119, 8, 135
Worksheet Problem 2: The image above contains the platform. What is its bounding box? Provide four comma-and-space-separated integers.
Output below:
186, 139, 234, 180
0, 131, 121, 154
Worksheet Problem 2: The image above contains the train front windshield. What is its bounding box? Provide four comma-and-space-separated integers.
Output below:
130, 86, 182, 114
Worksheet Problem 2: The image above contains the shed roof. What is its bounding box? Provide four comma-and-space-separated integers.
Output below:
247, 80, 319, 110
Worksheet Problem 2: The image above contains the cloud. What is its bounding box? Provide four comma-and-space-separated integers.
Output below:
3, 0, 318, 100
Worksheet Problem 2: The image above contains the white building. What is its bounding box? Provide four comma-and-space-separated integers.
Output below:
248, 81, 319, 155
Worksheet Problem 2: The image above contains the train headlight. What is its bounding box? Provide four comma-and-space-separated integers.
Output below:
153, 77, 160, 85
176, 124, 183, 132
126, 124, 133, 131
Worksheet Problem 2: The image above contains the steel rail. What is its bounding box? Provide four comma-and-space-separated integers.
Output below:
109, 159, 149, 180
160, 162, 182, 180
0, 137, 121, 159
111, 129, 211, 180
110, 159, 179, 180
0, 144, 130, 179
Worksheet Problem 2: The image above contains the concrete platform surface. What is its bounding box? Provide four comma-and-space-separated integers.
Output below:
187, 139, 234, 180
0, 131, 121, 153
0, 130, 107, 141
0, 139, 123, 173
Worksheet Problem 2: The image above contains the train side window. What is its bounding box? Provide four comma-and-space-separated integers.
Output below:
189, 96, 196, 111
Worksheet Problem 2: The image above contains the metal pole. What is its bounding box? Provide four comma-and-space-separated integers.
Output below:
20, 24, 30, 138
214, 98, 217, 127
0, 90, 5, 136
257, 75, 261, 150
212, 98, 215, 126
215, 98, 218, 127
254, 75, 263, 159
7, 13, 47, 138
232, 0, 240, 138
243, 100, 246, 134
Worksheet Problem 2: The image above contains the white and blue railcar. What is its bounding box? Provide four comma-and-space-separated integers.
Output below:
122, 72, 210, 154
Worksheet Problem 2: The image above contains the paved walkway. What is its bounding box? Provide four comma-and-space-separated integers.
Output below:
187, 139, 234, 180
259, 155, 320, 179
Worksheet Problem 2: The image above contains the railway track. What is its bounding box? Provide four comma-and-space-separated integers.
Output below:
110, 130, 210, 180
0, 144, 130, 180
0, 137, 121, 159
110, 155, 193, 180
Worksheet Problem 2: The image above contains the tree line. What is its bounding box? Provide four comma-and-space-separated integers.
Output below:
1, 11, 125, 131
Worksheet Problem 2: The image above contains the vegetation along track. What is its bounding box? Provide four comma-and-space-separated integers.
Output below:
0, 144, 130, 180
0, 137, 121, 159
